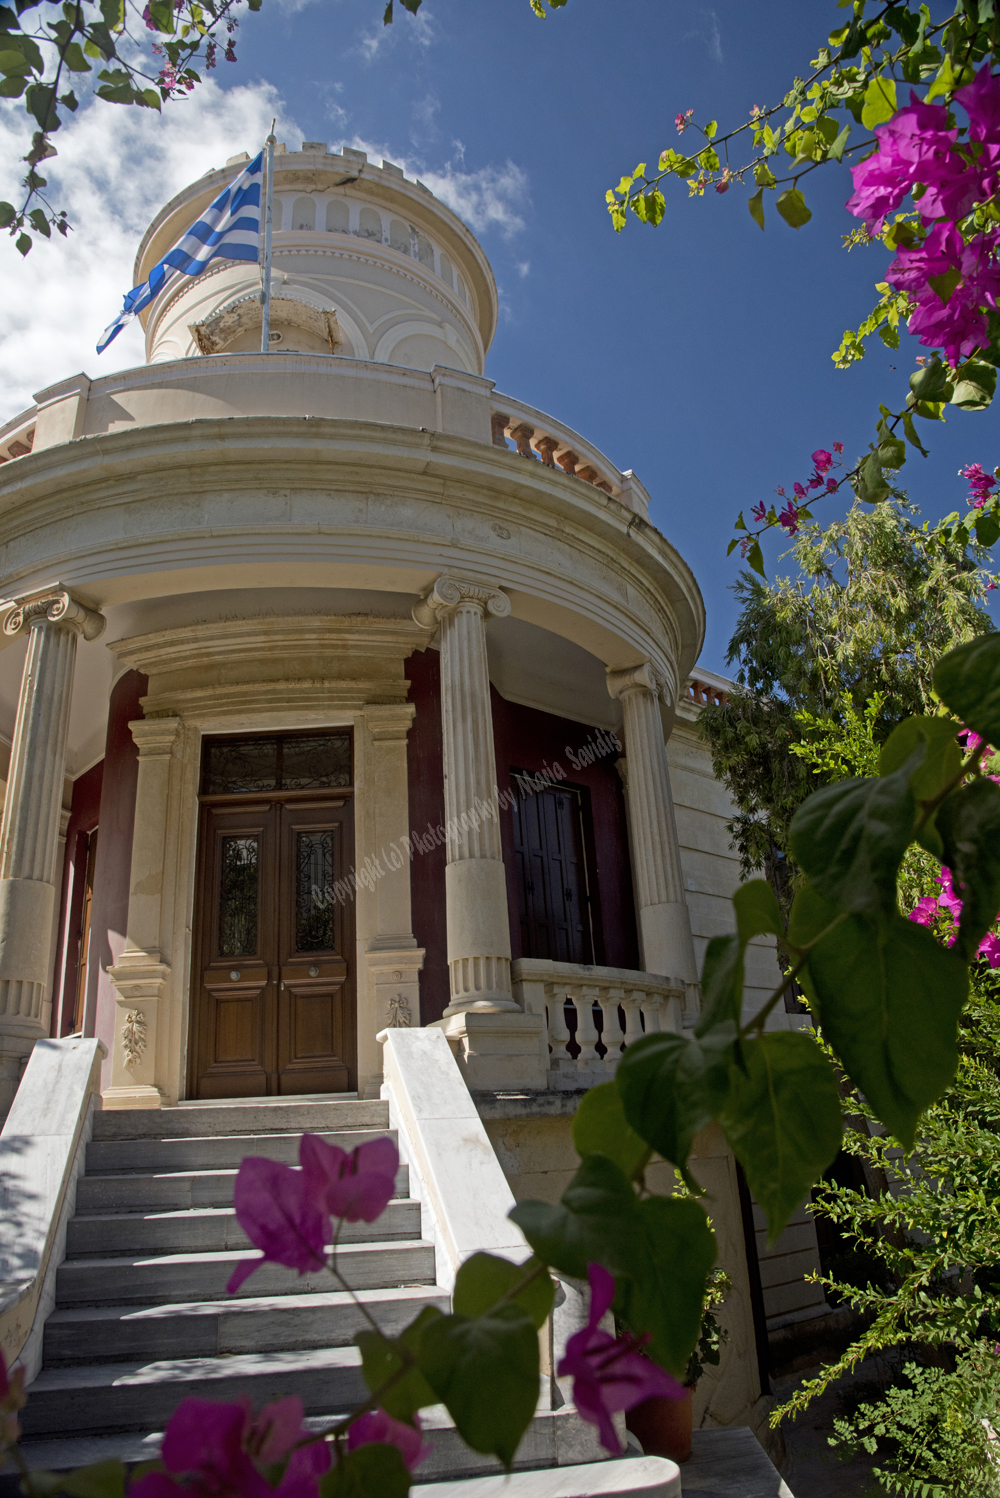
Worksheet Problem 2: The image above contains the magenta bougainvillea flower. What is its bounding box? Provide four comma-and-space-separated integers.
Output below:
0, 1348, 25, 1451
557, 1263, 685, 1455
846, 92, 960, 231
348, 1409, 432, 1470
812, 449, 833, 471
129, 1396, 329, 1498
887, 223, 1000, 363
963, 462, 998, 508
300, 1133, 399, 1224
227, 1156, 329, 1294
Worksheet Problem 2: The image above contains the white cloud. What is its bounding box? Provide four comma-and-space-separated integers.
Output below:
517, 260, 530, 278
358, 5, 435, 62
685, 8, 722, 63
0, 81, 299, 424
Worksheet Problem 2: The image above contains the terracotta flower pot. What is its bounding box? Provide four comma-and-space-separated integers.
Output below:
625, 1386, 694, 1463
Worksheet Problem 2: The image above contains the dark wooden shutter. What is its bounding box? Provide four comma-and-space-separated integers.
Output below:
511, 776, 592, 964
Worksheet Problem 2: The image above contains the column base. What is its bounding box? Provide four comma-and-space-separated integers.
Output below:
0, 1026, 44, 1119
102, 1082, 163, 1110
430, 1010, 548, 1091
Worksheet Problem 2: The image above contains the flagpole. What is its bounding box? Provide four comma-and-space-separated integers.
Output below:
260, 122, 276, 353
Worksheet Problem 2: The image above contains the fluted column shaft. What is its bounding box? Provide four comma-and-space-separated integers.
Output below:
608, 662, 697, 994
0, 589, 104, 1114
414, 576, 517, 1014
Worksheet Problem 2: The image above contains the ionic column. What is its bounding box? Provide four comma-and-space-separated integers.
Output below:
607, 662, 698, 1003
0, 588, 104, 1114
413, 576, 517, 1014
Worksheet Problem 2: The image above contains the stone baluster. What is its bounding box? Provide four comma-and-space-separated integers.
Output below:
508, 423, 535, 458
535, 437, 558, 469
0, 587, 104, 1115
556, 450, 579, 475
608, 662, 699, 1011
599, 986, 625, 1068
490, 412, 510, 449
575, 984, 601, 1069
413, 576, 518, 1014
547, 986, 573, 1071
622, 990, 646, 1048
639, 994, 663, 1035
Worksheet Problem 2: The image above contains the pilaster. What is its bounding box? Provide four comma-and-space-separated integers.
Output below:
104, 716, 183, 1110
0, 586, 104, 1116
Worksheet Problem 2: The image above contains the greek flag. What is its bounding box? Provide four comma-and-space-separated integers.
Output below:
97, 150, 264, 354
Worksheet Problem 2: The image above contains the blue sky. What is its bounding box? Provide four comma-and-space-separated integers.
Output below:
1, 0, 995, 670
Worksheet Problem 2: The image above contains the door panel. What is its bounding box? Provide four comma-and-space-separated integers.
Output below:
190, 771, 355, 1099
512, 777, 593, 965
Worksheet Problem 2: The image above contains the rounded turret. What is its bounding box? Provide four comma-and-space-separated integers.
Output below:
135, 144, 498, 372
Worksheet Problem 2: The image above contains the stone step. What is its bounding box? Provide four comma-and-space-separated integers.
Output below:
56, 1239, 436, 1306
18, 1347, 366, 1438
11, 1399, 609, 1483
75, 1163, 410, 1214
65, 1200, 422, 1257
86, 1126, 394, 1175
91, 1098, 388, 1142
43, 1285, 449, 1366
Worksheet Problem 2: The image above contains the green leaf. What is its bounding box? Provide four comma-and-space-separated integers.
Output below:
909, 358, 953, 403
15, 231, 30, 255
452, 1252, 554, 1331
753, 160, 776, 188
775, 187, 812, 228
734, 878, 784, 945
788, 756, 918, 920
856, 451, 891, 504
697, 932, 743, 1034
951, 359, 997, 411
933, 634, 1000, 745
355, 1306, 442, 1423
976, 513, 1000, 546
61, 40, 90, 71
58, 1463, 127, 1498
616, 1028, 734, 1177
320, 1444, 410, 1498
0, 201, 16, 228
829, 122, 851, 161
698, 145, 720, 171
509, 1153, 638, 1280
719, 1031, 843, 1243
748, 187, 765, 230
861, 75, 898, 127
24, 81, 58, 130
747, 540, 766, 578
572, 1080, 650, 1180
618, 1196, 717, 1378
877, 432, 906, 470
902, 410, 929, 456
0, 47, 31, 73
878, 715, 961, 808
419, 1306, 539, 1467
805, 913, 968, 1148
0, 72, 24, 94
937, 779, 1000, 959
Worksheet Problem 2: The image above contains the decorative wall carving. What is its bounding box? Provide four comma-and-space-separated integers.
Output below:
122, 1009, 148, 1068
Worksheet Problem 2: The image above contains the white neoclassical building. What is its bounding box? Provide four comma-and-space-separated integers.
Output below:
0, 142, 826, 1445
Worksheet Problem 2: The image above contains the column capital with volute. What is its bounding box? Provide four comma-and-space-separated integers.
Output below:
2, 584, 105, 643
412, 575, 511, 631
606, 659, 676, 708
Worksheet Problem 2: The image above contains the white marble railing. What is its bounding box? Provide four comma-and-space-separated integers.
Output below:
489, 395, 652, 519
511, 958, 685, 1087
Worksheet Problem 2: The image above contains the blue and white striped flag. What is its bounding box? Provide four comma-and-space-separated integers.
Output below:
97, 150, 264, 354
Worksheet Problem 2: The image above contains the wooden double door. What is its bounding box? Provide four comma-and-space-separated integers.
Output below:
511, 775, 595, 965
190, 777, 356, 1099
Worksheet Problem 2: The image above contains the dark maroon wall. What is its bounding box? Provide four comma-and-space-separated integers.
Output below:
406, 650, 450, 1025
51, 759, 104, 1036
405, 647, 641, 1028
491, 692, 640, 971
86, 670, 148, 1081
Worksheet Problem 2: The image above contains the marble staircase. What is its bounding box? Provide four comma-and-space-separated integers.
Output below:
10, 1096, 601, 1480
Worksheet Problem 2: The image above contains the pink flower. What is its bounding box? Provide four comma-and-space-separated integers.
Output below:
675, 109, 693, 134
751, 502, 766, 522
963, 462, 997, 508
778, 502, 800, 536
227, 1157, 329, 1295
300, 1134, 398, 1224
833, 441, 844, 453
826, 477, 838, 492
908, 896, 940, 926
0, 1348, 25, 1451
979, 932, 1000, 968
887, 222, 1000, 363
130, 1397, 329, 1498
812, 449, 833, 471
846, 92, 960, 231
348, 1410, 431, 1471
958, 728, 985, 755
775, 486, 786, 497
557, 1263, 685, 1455
955, 66, 1000, 145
